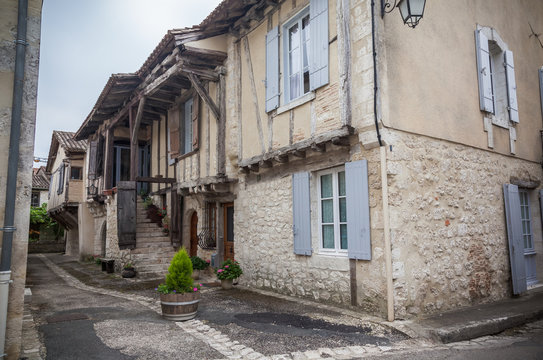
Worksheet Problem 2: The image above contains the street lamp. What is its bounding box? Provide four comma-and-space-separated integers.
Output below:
381, 0, 426, 28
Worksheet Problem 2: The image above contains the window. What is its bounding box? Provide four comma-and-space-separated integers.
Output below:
519, 189, 533, 252
168, 94, 199, 163
475, 27, 519, 126
31, 191, 40, 207
70, 167, 82, 180
266, 0, 329, 111
112, 145, 130, 187
293, 160, 371, 259
57, 164, 65, 195
318, 168, 347, 254
284, 9, 311, 102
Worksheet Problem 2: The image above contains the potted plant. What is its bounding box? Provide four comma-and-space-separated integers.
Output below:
216, 259, 243, 290
122, 262, 136, 278
157, 248, 201, 321
190, 256, 210, 280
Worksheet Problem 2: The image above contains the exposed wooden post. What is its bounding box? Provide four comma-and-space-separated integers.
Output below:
218, 73, 226, 176
129, 106, 137, 181
104, 127, 114, 189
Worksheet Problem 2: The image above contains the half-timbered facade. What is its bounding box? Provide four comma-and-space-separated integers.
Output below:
45, 131, 87, 256
74, 28, 233, 275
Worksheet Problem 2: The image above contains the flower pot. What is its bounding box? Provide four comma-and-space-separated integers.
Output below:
191, 269, 200, 280
122, 267, 136, 278
221, 278, 233, 290
160, 292, 200, 321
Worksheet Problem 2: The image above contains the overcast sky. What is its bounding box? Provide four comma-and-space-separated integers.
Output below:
34, 0, 222, 165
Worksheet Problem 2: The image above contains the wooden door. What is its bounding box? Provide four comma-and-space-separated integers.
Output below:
224, 203, 234, 261
190, 212, 198, 257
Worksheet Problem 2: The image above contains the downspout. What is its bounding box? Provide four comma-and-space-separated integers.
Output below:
372, 0, 394, 321
0, 0, 28, 357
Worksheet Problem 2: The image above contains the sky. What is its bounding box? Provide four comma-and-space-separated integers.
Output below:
34, 0, 223, 165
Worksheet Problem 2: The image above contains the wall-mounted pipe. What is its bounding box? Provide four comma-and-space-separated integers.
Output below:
371, 0, 383, 147
0, 0, 29, 357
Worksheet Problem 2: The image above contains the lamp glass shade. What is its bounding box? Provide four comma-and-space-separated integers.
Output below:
398, 0, 426, 27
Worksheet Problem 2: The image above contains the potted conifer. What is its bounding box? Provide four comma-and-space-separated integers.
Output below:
156, 248, 201, 321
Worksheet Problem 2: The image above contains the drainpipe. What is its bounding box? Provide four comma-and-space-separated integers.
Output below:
372, 0, 394, 321
0, 0, 28, 357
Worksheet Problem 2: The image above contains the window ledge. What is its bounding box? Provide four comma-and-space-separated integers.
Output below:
317, 250, 348, 258
176, 149, 199, 161
276, 92, 315, 115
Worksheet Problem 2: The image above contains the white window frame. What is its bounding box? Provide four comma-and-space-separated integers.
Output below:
519, 189, 534, 254
283, 7, 311, 104
317, 167, 347, 256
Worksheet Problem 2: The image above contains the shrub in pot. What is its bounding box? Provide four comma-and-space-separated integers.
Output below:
190, 256, 210, 280
157, 248, 201, 321
121, 262, 136, 278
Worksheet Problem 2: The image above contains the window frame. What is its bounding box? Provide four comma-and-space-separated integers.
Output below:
519, 189, 534, 254
181, 97, 194, 155
70, 166, 82, 180
316, 166, 348, 256
31, 191, 40, 207
282, 7, 311, 104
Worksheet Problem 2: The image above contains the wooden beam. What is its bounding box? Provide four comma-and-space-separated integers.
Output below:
135, 176, 176, 184
291, 150, 306, 158
274, 154, 289, 163
104, 128, 114, 190
248, 164, 260, 173
311, 143, 326, 152
143, 63, 182, 97
187, 73, 220, 120
129, 106, 138, 181
259, 159, 272, 168
131, 97, 146, 145
218, 73, 226, 176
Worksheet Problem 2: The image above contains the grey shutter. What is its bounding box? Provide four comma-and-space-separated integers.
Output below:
475, 30, 494, 113
309, 0, 329, 91
539, 67, 543, 120
346, 160, 371, 260
504, 50, 519, 123
88, 140, 98, 180
503, 184, 527, 295
293, 172, 312, 255
57, 164, 65, 195
117, 181, 137, 249
265, 26, 280, 112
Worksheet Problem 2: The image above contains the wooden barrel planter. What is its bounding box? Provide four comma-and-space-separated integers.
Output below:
160, 292, 200, 321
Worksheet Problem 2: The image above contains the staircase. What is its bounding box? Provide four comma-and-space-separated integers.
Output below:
131, 198, 177, 279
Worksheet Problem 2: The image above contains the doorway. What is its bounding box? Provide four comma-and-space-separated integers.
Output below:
190, 212, 198, 257
224, 203, 234, 261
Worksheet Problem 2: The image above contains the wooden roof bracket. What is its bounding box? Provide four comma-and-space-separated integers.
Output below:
187, 73, 220, 120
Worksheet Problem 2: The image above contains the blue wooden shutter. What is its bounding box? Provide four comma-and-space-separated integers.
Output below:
504, 50, 519, 123
540, 189, 543, 230
538, 67, 543, 120
309, 0, 329, 91
293, 172, 312, 255
266, 26, 280, 112
475, 30, 494, 113
503, 184, 527, 295
346, 160, 371, 260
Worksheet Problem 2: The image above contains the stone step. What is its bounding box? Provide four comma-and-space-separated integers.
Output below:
136, 231, 168, 238
131, 246, 176, 255
136, 225, 164, 232
137, 241, 172, 248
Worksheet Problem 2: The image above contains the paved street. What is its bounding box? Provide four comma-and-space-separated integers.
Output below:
23, 253, 543, 359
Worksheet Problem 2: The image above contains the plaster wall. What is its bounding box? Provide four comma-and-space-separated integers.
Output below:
0, 0, 42, 357
239, 0, 342, 161
46, 146, 66, 210
189, 34, 228, 53
380, 0, 543, 161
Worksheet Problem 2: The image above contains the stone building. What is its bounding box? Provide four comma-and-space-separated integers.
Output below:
0, 0, 43, 358
45, 131, 87, 256
70, 0, 543, 320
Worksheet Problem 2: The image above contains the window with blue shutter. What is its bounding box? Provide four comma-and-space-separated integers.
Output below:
57, 164, 65, 195
293, 172, 312, 255
266, 26, 280, 112
346, 160, 371, 260
504, 50, 519, 123
503, 184, 527, 295
280, 0, 329, 106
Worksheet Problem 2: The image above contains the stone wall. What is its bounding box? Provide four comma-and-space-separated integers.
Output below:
385, 131, 543, 318
235, 173, 352, 306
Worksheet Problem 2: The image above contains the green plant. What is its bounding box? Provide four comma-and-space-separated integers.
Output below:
216, 259, 243, 280
190, 256, 210, 271
29, 203, 63, 240
123, 262, 134, 269
142, 196, 153, 209
156, 248, 200, 294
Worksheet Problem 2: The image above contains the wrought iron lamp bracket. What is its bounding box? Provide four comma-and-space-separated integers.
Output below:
381, 0, 398, 18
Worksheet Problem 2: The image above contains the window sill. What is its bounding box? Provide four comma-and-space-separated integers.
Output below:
317, 249, 348, 258
176, 149, 199, 161
276, 92, 315, 115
